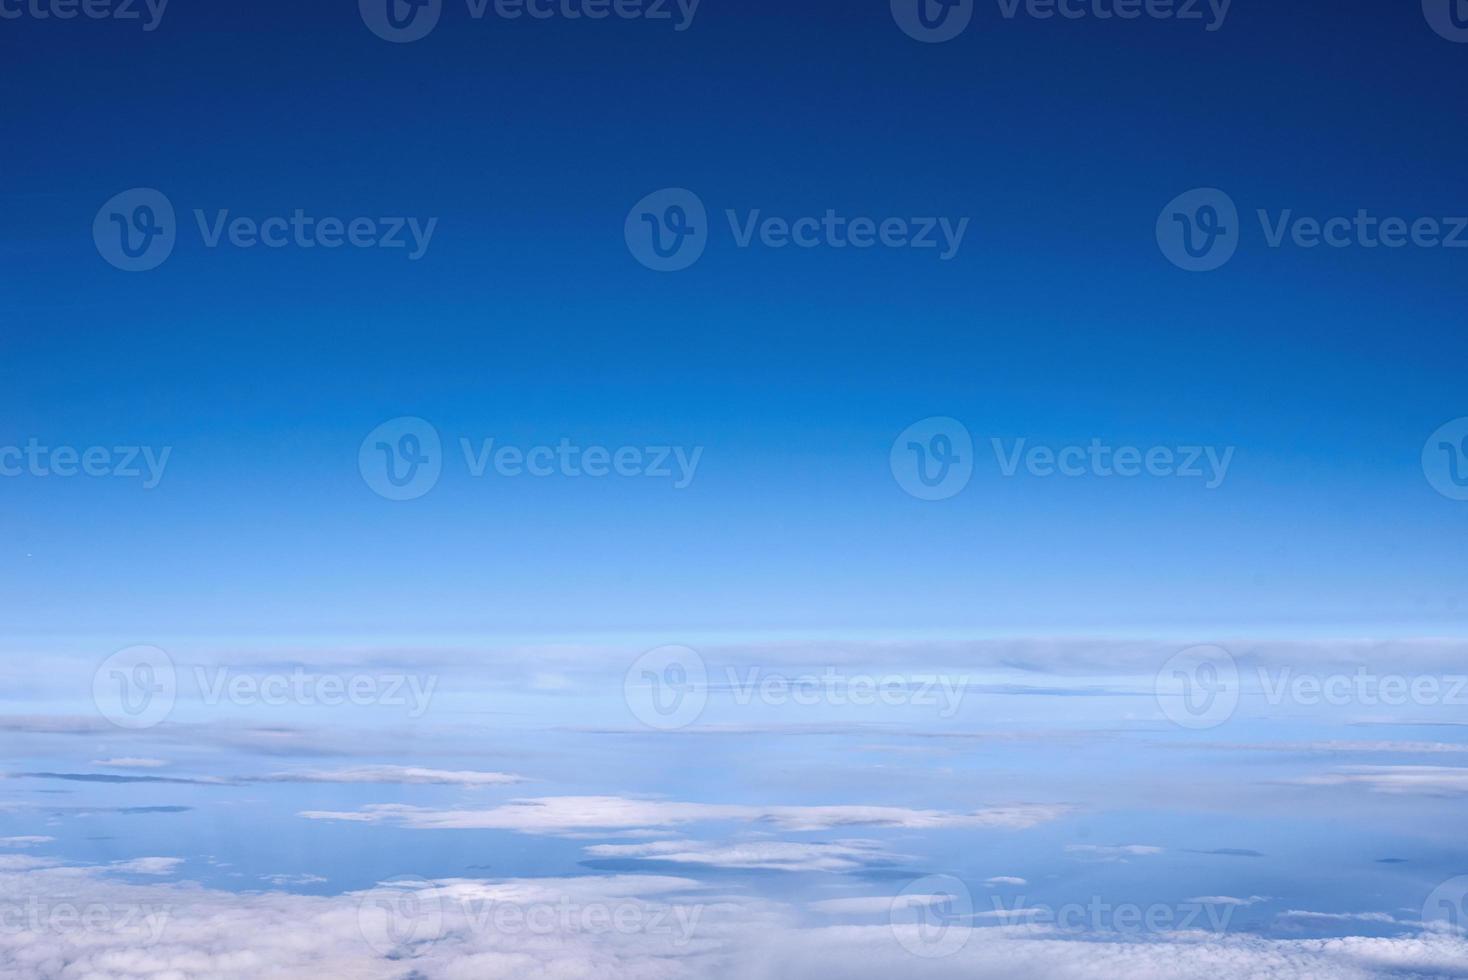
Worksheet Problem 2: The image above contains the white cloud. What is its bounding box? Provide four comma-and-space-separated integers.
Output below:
109, 857, 184, 876
92, 758, 170, 768
809, 896, 904, 915
260, 873, 329, 886
263, 766, 524, 787
1186, 896, 1271, 907
986, 877, 1028, 886
585, 839, 893, 872
299, 796, 1069, 836
1277, 910, 1403, 925
1, 860, 1465, 980
1065, 844, 1164, 861
1221, 741, 1468, 755
1295, 766, 1468, 795
0, 837, 55, 848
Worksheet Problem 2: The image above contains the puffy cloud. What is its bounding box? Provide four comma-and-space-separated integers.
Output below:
1, 862, 1466, 980
107, 858, 184, 877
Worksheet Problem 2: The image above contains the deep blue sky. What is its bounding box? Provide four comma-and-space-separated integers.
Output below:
4, 0, 1468, 637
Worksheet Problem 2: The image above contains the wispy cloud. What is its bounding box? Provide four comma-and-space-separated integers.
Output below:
299, 796, 1071, 836
1294, 766, 1468, 796
259, 766, 523, 787
1065, 844, 1163, 861
585, 838, 894, 872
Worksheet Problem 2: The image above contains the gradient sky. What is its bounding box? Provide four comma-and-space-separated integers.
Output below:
6, 6, 1468, 976
5, 1, 1468, 639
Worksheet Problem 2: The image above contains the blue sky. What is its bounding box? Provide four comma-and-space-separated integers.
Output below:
5, 0, 1468, 637
4, 0, 1468, 977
